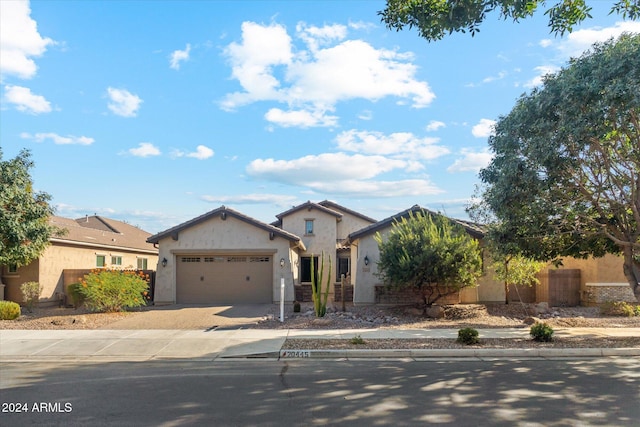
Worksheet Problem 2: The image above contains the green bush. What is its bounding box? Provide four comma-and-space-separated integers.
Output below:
530, 322, 554, 342
457, 327, 480, 345
67, 283, 85, 308
78, 269, 150, 312
20, 281, 42, 312
600, 301, 636, 317
0, 301, 21, 320
350, 335, 365, 345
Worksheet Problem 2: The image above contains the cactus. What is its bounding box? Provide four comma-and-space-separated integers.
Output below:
310, 251, 332, 317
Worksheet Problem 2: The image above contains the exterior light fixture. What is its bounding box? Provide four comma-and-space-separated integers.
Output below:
280, 258, 285, 268
161, 258, 168, 267
364, 255, 369, 266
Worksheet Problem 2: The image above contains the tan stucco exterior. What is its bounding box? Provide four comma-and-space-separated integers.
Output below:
153, 212, 300, 304
1, 242, 157, 305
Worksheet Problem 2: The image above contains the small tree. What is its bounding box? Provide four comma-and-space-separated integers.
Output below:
0, 149, 62, 274
493, 254, 546, 305
375, 211, 482, 308
20, 281, 42, 312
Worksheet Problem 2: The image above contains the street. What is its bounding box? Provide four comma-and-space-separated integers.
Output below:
1, 358, 638, 426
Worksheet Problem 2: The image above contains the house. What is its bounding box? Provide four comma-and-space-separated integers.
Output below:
1, 215, 158, 306
345, 205, 502, 305
147, 201, 633, 307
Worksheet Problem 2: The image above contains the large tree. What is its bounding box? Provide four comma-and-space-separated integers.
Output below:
471, 34, 640, 300
0, 149, 60, 272
380, 0, 640, 42
375, 211, 483, 307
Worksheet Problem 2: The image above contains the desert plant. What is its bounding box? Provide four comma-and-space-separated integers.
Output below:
78, 269, 150, 312
20, 281, 42, 312
530, 322, 554, 342
457, 327, 480, 345
0, 300, 21, 320
310, 252, 332, 317
600, 301, 635, 317
350, 335, 365, 345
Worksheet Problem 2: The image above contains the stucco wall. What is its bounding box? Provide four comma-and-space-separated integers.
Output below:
154, 215, 297, 304
1, 243, 157, 305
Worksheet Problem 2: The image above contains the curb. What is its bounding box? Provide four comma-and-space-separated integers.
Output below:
277, 347, 640, 360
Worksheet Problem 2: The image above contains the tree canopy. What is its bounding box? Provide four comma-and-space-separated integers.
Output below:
375, 211, 482, 306
470, 34, 640, 299
380, 0, 640, 41
0, 149, 60, 269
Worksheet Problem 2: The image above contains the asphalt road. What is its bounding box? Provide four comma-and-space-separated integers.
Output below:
1, 358, 638, 426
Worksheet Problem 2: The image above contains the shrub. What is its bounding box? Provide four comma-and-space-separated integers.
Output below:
600, 301, 635, 317
0, 301, 21, 320
67, 283, 85, 308
293, 301, 301, 313
457, 327, 480, 345
530, 322, 554, 342
20, 281, 42, 312
350, 335, 365, 345
78, 269, 150, 312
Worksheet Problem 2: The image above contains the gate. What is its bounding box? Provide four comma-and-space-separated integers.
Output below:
548, 269, 581, 307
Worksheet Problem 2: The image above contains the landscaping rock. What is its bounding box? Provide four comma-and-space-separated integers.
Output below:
426, 305, 445, 319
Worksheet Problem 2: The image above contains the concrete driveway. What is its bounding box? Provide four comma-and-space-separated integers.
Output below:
101, 304, 277, 330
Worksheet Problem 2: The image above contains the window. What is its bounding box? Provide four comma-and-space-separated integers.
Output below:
337, 257, 350, 281
7, 264, 18, 274
111, 256, 122, 266
304, 219, 314, 235
137, 258, 148, 270
96, 255, 106, 267
300, 256, 319, 283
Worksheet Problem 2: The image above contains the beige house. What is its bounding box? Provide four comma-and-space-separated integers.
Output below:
148, 201, 632, 307
1, 215, 158, 306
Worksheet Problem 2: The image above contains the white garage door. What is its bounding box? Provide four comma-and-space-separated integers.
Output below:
176, 255, 273, 304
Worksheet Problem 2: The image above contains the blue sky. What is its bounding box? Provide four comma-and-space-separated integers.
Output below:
2, 0, 639, 234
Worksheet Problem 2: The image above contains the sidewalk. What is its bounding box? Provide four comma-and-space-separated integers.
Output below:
1, 328, 639, 362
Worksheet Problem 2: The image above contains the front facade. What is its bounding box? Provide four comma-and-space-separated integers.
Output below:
148, 202, 631, 307
1, 215, 158, 306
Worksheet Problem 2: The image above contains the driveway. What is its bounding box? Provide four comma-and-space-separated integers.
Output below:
101, 304, 278, 330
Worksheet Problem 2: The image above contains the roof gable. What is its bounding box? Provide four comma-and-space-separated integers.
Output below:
347, 205, 485, 242
318, 200, 377, 223
147, 206, 304, 248
276, 201, 342, 220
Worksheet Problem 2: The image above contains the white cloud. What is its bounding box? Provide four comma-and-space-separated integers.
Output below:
106, 87, 142, 117
471, 119, 496, 138
247, 152, 408, 184
21, 132, 94, 145
128, 142, 161, 157
555, 21, 640, 58
306, 179, 443, 198
335, 129, 449, 161
221, 21, 435, 127
425, 120, 445, 132
200, 193, 298, 206
4, 84, 51, 114
524, 65, 560, 88
169, 43, 191, 70
187, 145, 214, 160
447, 148, 493, 173
264, 107, 338, 128
0, 0, 54, 80
539, 39, 553, 48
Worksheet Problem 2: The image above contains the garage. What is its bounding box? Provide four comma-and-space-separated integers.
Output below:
176, 254, 273, 304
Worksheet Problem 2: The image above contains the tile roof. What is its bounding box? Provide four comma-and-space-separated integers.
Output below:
146, 206, 305, 250
318, 200, 378, 223
275, 201, 343, 220
347, 205, 486, 242
49, 215, 158, 254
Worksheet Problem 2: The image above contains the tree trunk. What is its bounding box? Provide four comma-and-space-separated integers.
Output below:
622, 246, 640, 302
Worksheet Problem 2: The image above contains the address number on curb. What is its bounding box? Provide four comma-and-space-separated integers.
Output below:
280, 350, 311, 358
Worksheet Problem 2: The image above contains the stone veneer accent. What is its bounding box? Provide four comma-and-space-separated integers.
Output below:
375, 285, 460, 305
582, 282, 637, 305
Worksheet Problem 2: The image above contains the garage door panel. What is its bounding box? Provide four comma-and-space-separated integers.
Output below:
177, 255, 273, 304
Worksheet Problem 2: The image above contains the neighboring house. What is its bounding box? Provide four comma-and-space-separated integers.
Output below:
147, 201, 631, 307
1, 215, 158, 306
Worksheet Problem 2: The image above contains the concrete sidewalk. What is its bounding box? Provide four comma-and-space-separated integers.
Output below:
1, 328, 639, 362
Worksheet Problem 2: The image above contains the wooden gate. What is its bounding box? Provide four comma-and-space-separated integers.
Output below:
548, 269, 581, 307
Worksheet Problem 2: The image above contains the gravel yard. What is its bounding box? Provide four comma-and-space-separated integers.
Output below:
2, 302, 639, 350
